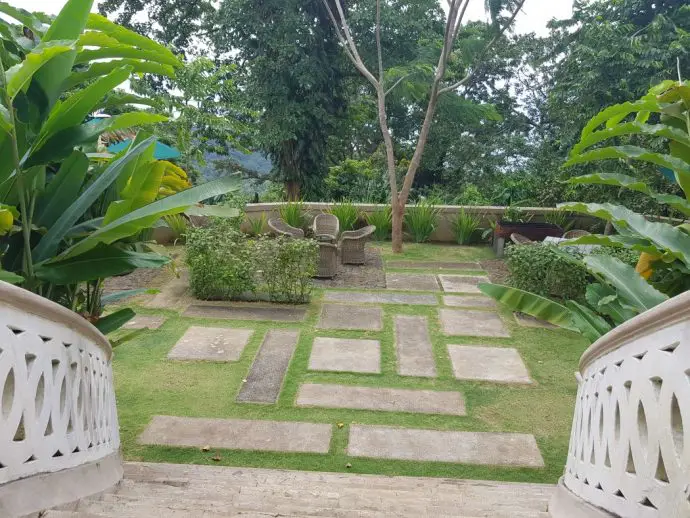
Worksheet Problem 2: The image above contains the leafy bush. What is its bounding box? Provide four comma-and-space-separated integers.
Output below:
186, 218, 317, 303
452, 209, 481, 244
404, 200, 440, 243
255, 237, 318, 303
279, 201, 308, 229
327, 201, 361, 231
502, 205, 530, 223
186, 219, 255, 300
366, 206, 392, 240
456, 184, 490, 206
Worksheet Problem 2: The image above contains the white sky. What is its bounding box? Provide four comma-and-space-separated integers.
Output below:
17, 0, 573, 36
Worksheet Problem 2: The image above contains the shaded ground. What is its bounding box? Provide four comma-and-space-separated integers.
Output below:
313, 247, 385, 289
481, 258, 510, 285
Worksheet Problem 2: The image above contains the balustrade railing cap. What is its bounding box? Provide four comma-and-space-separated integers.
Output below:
0, 280, 112, 359
579, 289, 690, 371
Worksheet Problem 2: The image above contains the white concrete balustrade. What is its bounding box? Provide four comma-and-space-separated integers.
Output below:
552, 291, 690, 517
0, 281, 122, 517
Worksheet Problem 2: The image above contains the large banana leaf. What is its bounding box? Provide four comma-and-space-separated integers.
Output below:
565, 300, 612, 344
75, 46, 180, 67
478, 283, 578, 331
6, 41, 75, 100
559, 202, 690, 265
585, 283, 637, 326
0, 2, 46, 33
31, 137, 156, 262
560, 233, 660, 255
0, 269, 23, 284
572, 122, 690, 156
583, 255, 668, 312
35, 150, 89, 226
95, 307, 134, 334
63, 60, 175, 90
34, 245, 170, 284
579, 98, 679, 140
56, 174, 241, 260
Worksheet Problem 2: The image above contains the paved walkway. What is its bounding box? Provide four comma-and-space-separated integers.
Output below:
47, 461, 554, 517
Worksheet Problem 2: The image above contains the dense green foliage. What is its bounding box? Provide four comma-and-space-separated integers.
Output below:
366, 206, 393, 241
452, 209, 482, 245
404, 200, 440, 243
278, 201, 308, 230
327, 202, 361, 232
186, 218, 317, 303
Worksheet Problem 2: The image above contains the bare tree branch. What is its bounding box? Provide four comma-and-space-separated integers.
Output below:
384, 74, 409, 97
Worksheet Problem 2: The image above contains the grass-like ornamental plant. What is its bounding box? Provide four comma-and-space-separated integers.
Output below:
452, 208, 481, 244
327, 201, 360, 231
279, 201, 308, 230
404, 199, 440, 243
247, 213, 268, 236
366, 206, 392, 240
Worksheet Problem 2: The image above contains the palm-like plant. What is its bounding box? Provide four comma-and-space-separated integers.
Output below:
481, 79, 690, 342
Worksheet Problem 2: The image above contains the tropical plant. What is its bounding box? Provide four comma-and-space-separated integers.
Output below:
0, 0, 239, 332
451, 208, 481, 245
543, 209, 574, 230
404, 199, 440, 243
247, 213, 267, 236
279, 201, 307, 230
366, 206, 392, 241
501, 205, 529, 223
327, 201, 360, 232
163, 214, 188, 244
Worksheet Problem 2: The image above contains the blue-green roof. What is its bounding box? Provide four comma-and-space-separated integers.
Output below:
108, 139, 181, 160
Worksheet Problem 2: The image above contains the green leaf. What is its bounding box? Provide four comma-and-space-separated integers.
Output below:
35, 150, 89, 227
558, 202, 690, 266
0, 105, 13, 135
57, 174, 241, 259
0, 269, 23, 284
75, 45, 180, 67
572, 122, 690, 156
0, 1, 46, 32
477, 283, 578, 331
31, 136, 156, 262
585, 283, 637, 326
579, 99, 676, 139
560, 233, 661, 255
5, 41, 75, 100
565, 300, 612, 343
101, 288, 157, 306
583, 255, 668, 312
95, 92, 158, 111
35, 245, 169, 284
95, 308, 135, 334
184, 205, 241, 218
62, 60, 175, 90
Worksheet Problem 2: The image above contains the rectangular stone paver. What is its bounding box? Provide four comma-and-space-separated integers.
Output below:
386, 261, 482, 270
394, 315, 436, 377
317, 304, 383, 331
385, 273, 439, 291
309, 337, 380, 374
168, 326, 253, 362
123, 315, 167, 330
447, 345, 532, 384
184, 303, 306, 322
439, 309, 510, 337
323, 291, 438, 306
237, 329, 300, 404
443, 295, 497, 309
139, 415, 331, 453
347, 425, 544, 467
296, 384, 465, 415
438, 275, 490, 294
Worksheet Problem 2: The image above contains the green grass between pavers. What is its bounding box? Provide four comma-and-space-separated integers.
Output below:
110, 245, 587, 484
375, 242, 495, 263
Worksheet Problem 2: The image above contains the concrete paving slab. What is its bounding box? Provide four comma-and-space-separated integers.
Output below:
443, 295, 497, 309
308, 337, 380, 374
323, 291, 438, 306
316, 304, 383, 331
184, 303, 306, 322
236, 329, 300, 404
168, 326, 253, 362
447, 344, 532, 384
386, 261, 482, 270
394, 315, 436, 377
438, 275, 490, 294
347, 425, 544, 467
439, 309, 510, 337
139, 415, 331, 453
123, 315, 167, 330
385, 273, 440, 291
296, 384, 465, 415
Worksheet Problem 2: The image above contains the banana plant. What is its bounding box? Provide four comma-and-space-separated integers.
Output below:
0, 0, 239, 331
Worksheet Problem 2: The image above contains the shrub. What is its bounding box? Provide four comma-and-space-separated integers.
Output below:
404, 200, 440, 243
452, 209, 481, 244
327, 201, 361, 231
255, 236, 318, 303
366, 206, 392, 240
279, 201, 308, 229
164, 214, 188, 243
456, 184, 489, 206
186, 218, 318, 303
247, 213, 267, 236
186, 219, 255, 300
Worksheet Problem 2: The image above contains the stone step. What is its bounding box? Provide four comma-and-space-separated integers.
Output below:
394, 315, 437, 377
46, 462, 553, 518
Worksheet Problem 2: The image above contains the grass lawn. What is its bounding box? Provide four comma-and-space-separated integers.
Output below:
110, 242, 587, 484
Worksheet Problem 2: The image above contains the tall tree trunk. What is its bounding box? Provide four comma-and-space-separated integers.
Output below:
285, 180, 300, 201
391, 198, 405, 253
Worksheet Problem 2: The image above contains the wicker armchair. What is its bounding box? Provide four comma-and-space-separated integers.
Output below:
510, 233, 535, 245
312, 213, 340, 243
339, 225, 375, 264
316, 242, 338, 278
268, 218, 304, 238
562, 229, 591, 239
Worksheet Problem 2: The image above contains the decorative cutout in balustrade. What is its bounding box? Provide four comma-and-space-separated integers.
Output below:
0, 305, 119, 484
563, 319, 690, 517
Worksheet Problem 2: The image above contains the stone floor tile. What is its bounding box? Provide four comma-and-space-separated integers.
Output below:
447, 344, 532, 384
316, 304, 383, 331
323, 291, 437, 306
168, 326, 253, 362
439, 309, 510, 337
443, 295, 497, 309
386, 261, 482, 270
438, 275, 490, 294
308, 337, 380, 374
385, 273, 440, 291
184, 303, 306, 322
122, 315, 167, 330
394, 315, 436, 377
